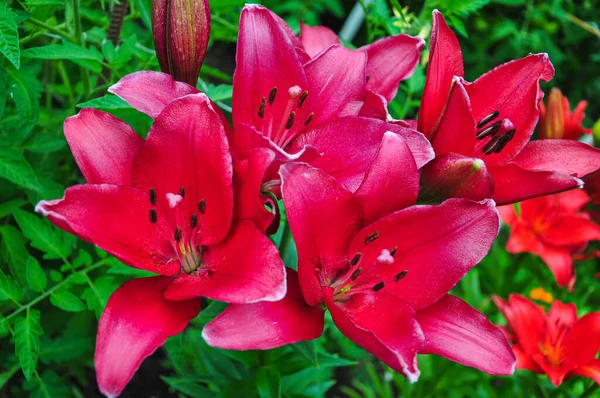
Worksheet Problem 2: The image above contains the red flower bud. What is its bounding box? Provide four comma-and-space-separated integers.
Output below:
152, 0, 211, 86
539, 88, 592, 140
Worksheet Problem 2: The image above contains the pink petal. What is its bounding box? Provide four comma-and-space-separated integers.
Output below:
280, 163, 364, 306
299, 23, 340, 58
360, 34, 425, 102
163, 220, 286, 303
358, 90, 390, 120
323, 287, 424, 381
355, 132, 419, 224
416, 294, 516, 375
108, 71, 199, 118
132, 94, 233, 246
269, 11, 310, 63
36, 185, 179, 275
346, 198, 499, 310
202, 269, 325, 350
95, 276, 200, 397
64, 109, 143, 185
417, 10, 464, 138
464, 54, 554, 165
538, 246, 575, 289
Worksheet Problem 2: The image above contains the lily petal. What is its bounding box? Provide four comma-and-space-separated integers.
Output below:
163, 220, 286, 303
493, 294, 546, 356
202, 269, 325, 350
513, 344, 542, 372
269, 11, 310, 63
543, 215, 600, 246
569, 360, 600, 385
505, 223, 545, 254
416, 294, 516, 375
564, 313, 600, 366
299, 23, 340, 57
64, 109, 143, 185
538, 246, 575, 289
95, 276, 200, 398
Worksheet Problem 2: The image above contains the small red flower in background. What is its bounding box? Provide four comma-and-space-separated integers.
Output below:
498, 190, 600, 290
539, 88, 592, 140
493, 294, 600, 386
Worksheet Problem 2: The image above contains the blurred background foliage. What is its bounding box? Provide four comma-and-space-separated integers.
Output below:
0, 0, 598, 397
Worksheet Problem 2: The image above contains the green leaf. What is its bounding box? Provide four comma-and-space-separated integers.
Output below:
24, 132, 67, 153
4, 65, 41, 135
81, 275, 119, 318
26, 0, 65, 5
134, 0, 152, 30
0, 4, 20, 69
14, 309, 43, 380
0, 148, 43, 192
0, 363, 19, 389
13, 209, 73, 260
30, 370, 69, 398
0, 198, 27, 218
50, 288, 86, 312
204, 84, 233, 102
21, 42, 103, 61
0, 225, 29, 285
161, 376, 214, 397
291, 341, 317, 364
0, 63, 7, 118
77, 94, 130, 110
257, 367, 282, 398
26, 256, 47, 292
39, 336, 90, 364
0, 269, 24, 303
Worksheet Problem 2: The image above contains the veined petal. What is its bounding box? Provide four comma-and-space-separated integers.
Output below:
95, 277, 200, 397
202, 269, 325, 350
163, 221, 286, 303
299, 23, 340, 58
36, 185, 178, 275
64, 109, 143, 185
569, 360, 600, 385
493, 294, 546, 356
132, 94, 233, 246
416, 294, 516, 375
417, 10, 464, 138
538, 246, 575, 289
280, 163, 364, 306
359, 34, 425, 102
347, 198, 499, 310
108, 71, 199, 118
269, 11, 310, 63
355, 132, 419, 224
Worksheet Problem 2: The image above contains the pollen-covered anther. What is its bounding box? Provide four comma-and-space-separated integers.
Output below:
389, 246, 397, 257
297, 91, 308, 108
285, 112, 295, 129
178, 187, 185, 198
394, 270, 408, 282
476, 110, 500, 129
350, 253, 361, 266
365, 232, 380, 245
480, 118, 517, 155
304, 112, 314, 126
376, 249, 394, 265
268, 87, 278, 105
476, 121, 501, 140
190, 214, 198, 228
174, 227, 182, 243
149, 188, 157, 205
372, 281, 385, 292
258, 98, 266, 118
198, 199, 206, 214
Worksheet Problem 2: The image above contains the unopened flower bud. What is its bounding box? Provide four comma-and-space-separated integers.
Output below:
539, 88, 591, 140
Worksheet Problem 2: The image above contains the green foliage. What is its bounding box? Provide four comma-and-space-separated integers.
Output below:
0, 3, 20, 69
14, 309, 43, 380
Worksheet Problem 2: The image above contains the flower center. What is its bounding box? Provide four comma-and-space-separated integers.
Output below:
539, 321, 570, 367
475, 110, 516, 155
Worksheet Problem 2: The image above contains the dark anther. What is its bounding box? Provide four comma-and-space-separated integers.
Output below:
366, 76, 371, 83
258, 98, 266, 118
482, 134, 505, 155
268, 87, 278, 105
149, 188, 157, 205
476, 110, 500, 129
394, 270, 408, 282
297, 91, 308, 108
390, 247, 397, 257
476, 121, 501, 140
286, 112, 296, 130
372, 281, 385, 292
190, 214, 198, 228
351, 267, 362, 281
350, 253, 361, 266
174, 227, 182, 242
178, 187, 185, 198
149, 209, 158, 223
198, 199, 206, 214
365, 232, 380, 245
304, 112, 314, 126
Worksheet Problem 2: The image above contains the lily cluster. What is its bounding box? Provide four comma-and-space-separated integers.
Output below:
35, 3, 600, 397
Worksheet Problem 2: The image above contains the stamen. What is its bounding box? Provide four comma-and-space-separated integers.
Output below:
365, 232, 380, 245
149, 188, 157, 205
268, 87, 278, 105
178, 187, 185, 198
258, 98, 266, 118
476, 110, 500, 129
482, 135, 505, 155
304, 113, 314, 126
394, 270, 408, 282
372, 281, 385, 292
390, 247, 397, 257
198, 199, 206, 214
297, 91, 308, 108
366, 76, 370, 83
190, 214, 198, 228
350, 253, 361, 266
351, 267, 362, 281
149, 209, 157, 223
285, 112, 295, 130
174, 227, 182, 242
476, 121, 501, 140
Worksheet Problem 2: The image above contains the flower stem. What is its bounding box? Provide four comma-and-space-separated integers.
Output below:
25, 18, 77, 43
567, 13, 600, 38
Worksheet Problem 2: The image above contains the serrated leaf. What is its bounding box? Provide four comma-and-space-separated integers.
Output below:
81, 275, 118, 318
76, 94, 130, 110
292, 341, 317, 364
13, 209, 73, 260
50, 288, 86, 312
0, 225, 29, 285
21, 42, 103, 61
26, 256, 47, 292
14, 309, 43, 380
4, 65, 41, 135
0, 269, 24, 302
24, 132, 66, 153
0, 198, 27, 218
0, 148, 43, 192
257, 367, 282, 398
30, 370, 69, 398
0, 4, 20, 69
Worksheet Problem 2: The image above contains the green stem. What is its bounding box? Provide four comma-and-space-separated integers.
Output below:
72, 0, 91, 98
56, 61, 75, 108
567, 13, 600, 38
213, 14, 238, 34
25, 18, 77, 43
278, 222, 293, 266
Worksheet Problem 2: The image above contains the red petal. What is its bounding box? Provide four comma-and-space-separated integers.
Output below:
269, 11, 310, 63
489, 162, 581, 205
555, 189, 591, 212
163, 221, 286, 303
95, 276, 200, 397
506, 223, 545, 254
323, 287, 424, 381
543, 215, 600, 246
108, 71, 199, 118
202, 269, 325, 350
513, 344, 542, 372
563, 313, 600, 366
132, 94, 233, 246
569, 360, 600, 385
36, 185, 178, 275
232, 5, 307, 129
299, 23, 340, 58
358, 90, 390, 120
280, 163, 364, 306
547, 300, 577, 330
355, 132, 419, 223
347, 198, 499, 310
538, 246, 575, 288
465, 54, 554, 165
64, 109, 143, 185
493, 294, 546, 356
360, 34, 425, 102
417, 10, 464, 138
497, 204, 518, 226
416, 294, 516, 375
512, 140, 600, 178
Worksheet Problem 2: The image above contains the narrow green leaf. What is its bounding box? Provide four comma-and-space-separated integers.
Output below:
4, 65, 41, 135
161, 376, 214, 397
21, 42, 103, 61
292, 341, 318, 364
0, 64, 7, 118
26, 256, 47, 292
0, 269, 24, 303
134, 0, 152, 29
77, 94, 130, 110
0, 364, 19, 389
24, 132, 66, 153
204, 84, 233, 102
50, 288, 86, 312
13, 209, 73, 260
0, 198, 27, 218
14, 309, 43, 380
0, 148, 43, 192
26, 0, 65, 5
257, 367, 282, 398
0, 4, 20, 69
0, 225, 29, 285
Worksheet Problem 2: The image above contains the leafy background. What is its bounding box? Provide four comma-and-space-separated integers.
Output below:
0, 0, 599, 397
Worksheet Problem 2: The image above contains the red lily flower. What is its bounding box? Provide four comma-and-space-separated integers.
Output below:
539, 88, 592, 140
417, 11, 600, 205
493, 294, 600, 386
498, 190, 600, 290
203, 133, 515, 379
36, 94, 285, 397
